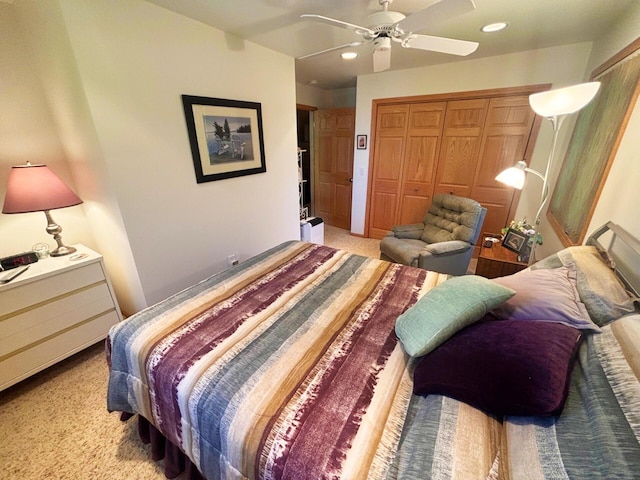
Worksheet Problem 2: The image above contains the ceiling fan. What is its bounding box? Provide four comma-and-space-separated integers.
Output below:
298, 0, 479, 73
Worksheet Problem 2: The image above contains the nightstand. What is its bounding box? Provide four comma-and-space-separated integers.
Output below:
0, 244, 122, 391
476, 236, 528, 279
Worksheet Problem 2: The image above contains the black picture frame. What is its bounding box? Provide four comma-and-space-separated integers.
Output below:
182, 95, 266, 183
502, 228, 528, 254
356, 134, 367, 150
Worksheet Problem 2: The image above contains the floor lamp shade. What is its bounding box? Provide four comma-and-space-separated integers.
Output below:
2, 164, 83, 257
529, 82, 601, 117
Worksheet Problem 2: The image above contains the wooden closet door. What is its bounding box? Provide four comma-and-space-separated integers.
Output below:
314, 108, 355, 229
397, 102, 445, 225
368, 105, 409, 239
434, 98, 489, 198
471, 96, 536, 236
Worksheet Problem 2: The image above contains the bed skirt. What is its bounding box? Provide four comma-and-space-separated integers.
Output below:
122, 413, 205, 480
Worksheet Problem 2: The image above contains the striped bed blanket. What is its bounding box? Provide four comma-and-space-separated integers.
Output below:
107, 241, 640, 479
107, 241, 448, 479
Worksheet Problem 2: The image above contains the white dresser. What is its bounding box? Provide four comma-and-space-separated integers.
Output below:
0, 244, 123, 391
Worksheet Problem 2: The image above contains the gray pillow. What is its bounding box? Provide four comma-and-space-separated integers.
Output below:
491, 264, 601, 332
395, 275, 515, 357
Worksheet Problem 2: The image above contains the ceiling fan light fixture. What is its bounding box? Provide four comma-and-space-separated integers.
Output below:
341, 51, 358, 60
481, 22, 507, 33
374, 36, 391, 52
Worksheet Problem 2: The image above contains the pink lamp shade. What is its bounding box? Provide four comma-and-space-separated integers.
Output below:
2, 164, 82, 214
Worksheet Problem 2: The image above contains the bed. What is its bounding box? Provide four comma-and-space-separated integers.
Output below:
107, 222, 640, 479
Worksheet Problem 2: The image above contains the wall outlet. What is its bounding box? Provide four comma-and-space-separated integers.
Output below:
227, 254, 239, 266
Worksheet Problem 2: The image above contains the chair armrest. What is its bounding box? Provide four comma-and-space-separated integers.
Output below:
391, 223, 425, 239
422, 240, 471, 256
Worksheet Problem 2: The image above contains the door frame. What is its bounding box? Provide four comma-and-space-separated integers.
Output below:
296, 104, 317, 217
364, 84, 550, 238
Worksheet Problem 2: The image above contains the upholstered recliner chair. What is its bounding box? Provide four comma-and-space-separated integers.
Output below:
379, 194, 486, 275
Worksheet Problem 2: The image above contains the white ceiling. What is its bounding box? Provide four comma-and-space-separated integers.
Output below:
144, 0, 634, 90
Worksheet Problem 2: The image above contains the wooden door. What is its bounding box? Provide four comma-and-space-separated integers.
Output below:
433, 98, 489, 198
314, 108, 355, 229
398, 102, 445, 225
471, 96, 537, 236
368, 105, 409, 238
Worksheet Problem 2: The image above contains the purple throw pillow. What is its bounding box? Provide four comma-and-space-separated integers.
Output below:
491, 265, 601, 332
413, 319, 582, 416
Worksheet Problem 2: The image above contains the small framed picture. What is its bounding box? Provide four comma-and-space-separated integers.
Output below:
356, 134, 367, 150
502, 228, 528, 254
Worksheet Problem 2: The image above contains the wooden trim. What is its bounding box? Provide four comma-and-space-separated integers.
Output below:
296, 103, 317, 111
591, 36, 640, 78
371, 84, 551, 108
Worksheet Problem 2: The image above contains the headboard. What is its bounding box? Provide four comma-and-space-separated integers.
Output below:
587, 222, 640, 298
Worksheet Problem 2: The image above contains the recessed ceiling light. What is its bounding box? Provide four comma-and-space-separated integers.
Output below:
341, 51, 358, 60
481, 22, 508, 33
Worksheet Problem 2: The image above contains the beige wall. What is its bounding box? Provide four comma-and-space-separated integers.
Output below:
296, 83, 356, 109
1, 0, 300, 311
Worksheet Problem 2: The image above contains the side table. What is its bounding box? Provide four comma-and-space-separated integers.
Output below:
0, 244, 122, 391
476, 236, 528, 278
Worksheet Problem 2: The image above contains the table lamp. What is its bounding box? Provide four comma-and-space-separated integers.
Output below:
496, 81, 601, 265
2, 163, 83, 256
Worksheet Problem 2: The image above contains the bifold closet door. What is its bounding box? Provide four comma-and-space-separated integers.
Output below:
368, 105, 409, 239
469, 96, 536, 236
397, 102, 445, 225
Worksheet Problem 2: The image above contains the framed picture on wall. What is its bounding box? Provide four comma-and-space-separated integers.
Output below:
547, 37, 640, 245
357, 134, 367, 150
182, 95, 267, 183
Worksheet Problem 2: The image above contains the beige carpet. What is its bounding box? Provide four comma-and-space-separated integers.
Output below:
0, 342, 173, 479
0, 227, 381, 480
324, 225, 381, 258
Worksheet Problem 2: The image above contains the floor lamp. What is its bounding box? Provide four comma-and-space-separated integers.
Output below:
496, 81, 601, 265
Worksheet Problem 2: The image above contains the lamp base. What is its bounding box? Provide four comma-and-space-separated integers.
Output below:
44, 210, 76, 257
50, 245, 77, 257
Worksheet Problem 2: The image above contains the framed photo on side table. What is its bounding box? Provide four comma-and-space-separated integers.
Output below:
182, 95, 266, 183
502, 228, 528, 254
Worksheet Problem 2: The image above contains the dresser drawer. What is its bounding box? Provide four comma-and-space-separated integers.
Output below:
0, 310, 120, 391
1, 262, 106, 315
0, 283, 116, 356
0, 244, 122, 391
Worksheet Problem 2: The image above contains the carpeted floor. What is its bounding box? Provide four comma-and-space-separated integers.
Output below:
0, 226, 381, 480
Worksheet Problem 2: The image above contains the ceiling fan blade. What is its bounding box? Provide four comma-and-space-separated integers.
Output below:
373, 47, 391, 73
395, 0, 476, 34
403, 34, 478, 56
297, 41, 365, 60
300, 14, 375, 36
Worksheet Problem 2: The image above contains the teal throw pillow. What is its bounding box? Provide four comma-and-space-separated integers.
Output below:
395, 275, 515, 357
